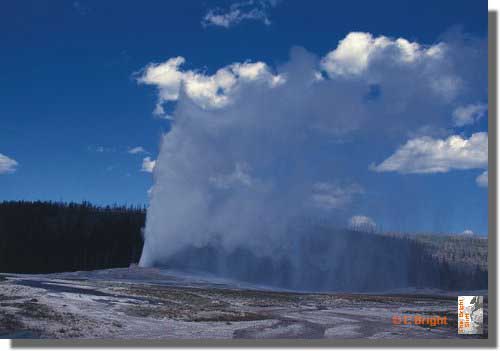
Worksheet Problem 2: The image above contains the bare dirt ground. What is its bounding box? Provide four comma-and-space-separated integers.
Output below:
0, 267, 488, 339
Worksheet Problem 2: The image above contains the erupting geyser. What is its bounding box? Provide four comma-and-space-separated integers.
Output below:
137, 32, 486, 291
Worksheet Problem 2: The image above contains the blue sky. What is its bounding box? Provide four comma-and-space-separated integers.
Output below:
0, 0, 488, 234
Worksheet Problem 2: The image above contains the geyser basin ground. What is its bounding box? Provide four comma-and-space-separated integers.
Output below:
0, 267, 487, 339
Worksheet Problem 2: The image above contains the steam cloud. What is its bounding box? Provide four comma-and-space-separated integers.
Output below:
137, 31, 486, 291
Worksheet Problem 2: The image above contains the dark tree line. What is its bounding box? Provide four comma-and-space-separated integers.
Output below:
0, 201, 145, 273
0, 201, 488, 291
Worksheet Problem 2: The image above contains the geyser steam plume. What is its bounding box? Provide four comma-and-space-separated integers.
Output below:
137, 32, 486, 291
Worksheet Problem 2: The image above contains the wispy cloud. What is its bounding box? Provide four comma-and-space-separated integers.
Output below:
87, 145, 116, 153
141, 157, 156, 173
128, 146, 148, 155
452, 103, 488, 127
311, 182, 364, 210
476, 170, 488, 187
202, 0, 279, 28
0, 153, 18, 174
72, 1, 89, 16
209, 162, 254, 189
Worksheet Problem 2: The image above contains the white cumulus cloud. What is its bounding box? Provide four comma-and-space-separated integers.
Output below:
320, 32, 463, 102
320, 32, 445, 77
452, 103, 488, 126
141, 157, 156, 173
137, 57, 284, 116
371, 132, 487, 174
0, 153, 18, 174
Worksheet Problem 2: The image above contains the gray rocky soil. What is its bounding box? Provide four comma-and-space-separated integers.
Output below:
0, 267, 488, 339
